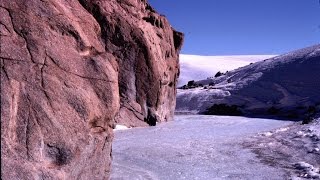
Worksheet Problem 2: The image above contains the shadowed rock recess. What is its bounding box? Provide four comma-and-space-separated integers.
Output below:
0, 0, 183, 179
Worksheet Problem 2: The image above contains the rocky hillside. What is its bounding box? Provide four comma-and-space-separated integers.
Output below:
176, 45, 320, 120
0, 0, 183, 179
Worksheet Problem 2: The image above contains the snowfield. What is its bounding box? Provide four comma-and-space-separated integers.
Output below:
178, 54, 275, 87
176, 44, 320, 120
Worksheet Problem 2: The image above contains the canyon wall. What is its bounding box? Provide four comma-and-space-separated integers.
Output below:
0, 0, 183, 179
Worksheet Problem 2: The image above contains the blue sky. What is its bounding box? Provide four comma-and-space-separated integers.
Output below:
148, 0, 320, 55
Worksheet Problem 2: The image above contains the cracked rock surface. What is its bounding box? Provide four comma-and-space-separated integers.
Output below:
0, 0, 183, 179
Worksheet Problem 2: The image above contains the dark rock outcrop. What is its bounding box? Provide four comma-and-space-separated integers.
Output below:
0, 0, 183, 179
203, 104, 243, 116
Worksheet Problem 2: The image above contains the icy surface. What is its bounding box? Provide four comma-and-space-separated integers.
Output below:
111, 115, 293, 180
245, 118, 320, 179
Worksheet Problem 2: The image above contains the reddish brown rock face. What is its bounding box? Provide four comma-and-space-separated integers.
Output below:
0, 0, 183, 179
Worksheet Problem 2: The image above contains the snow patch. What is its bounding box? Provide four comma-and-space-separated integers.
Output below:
262, 132, 273, 137
275, 127, 290, 133
294, 162, 320, 179
114, 124, 130, 131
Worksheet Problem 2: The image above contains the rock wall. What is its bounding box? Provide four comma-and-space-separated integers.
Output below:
0, 0, 183, 179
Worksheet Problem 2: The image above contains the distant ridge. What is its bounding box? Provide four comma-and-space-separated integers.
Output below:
179, 54, 276, 86
176, 44, 320, 120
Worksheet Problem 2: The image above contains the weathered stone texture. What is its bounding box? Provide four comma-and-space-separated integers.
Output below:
0, 0, 183, 179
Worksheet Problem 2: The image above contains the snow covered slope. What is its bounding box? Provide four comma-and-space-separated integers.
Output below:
176, 44, 320, 120
178, 55, 276, 87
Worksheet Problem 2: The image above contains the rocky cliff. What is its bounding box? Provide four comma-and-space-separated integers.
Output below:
0, 0, 183, 179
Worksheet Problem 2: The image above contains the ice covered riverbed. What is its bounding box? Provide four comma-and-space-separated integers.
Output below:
111, 115, 298, 179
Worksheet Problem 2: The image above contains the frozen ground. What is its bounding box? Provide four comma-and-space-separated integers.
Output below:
111, 115, 293, 180
244, 118, 320, 179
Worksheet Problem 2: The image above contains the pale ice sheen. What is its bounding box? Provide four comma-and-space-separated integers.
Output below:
111, 115, 292, 180
178, 54, 276, 86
